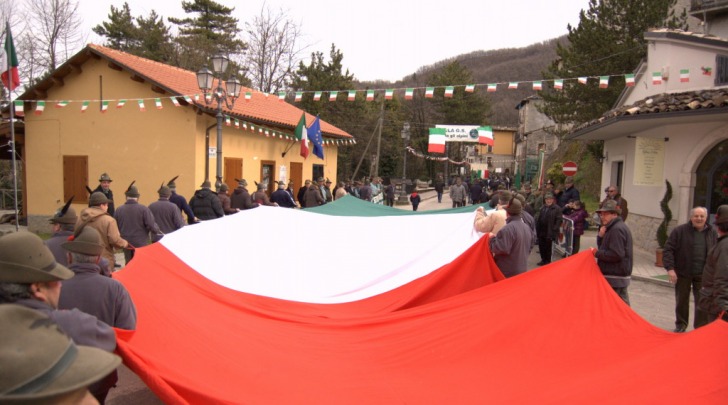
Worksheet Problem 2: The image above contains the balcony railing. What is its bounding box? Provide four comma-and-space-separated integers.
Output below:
691, 0, 728, 18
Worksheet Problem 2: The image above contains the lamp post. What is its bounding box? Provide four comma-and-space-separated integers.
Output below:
196, 54, 242, 189
397, 122, 411, 204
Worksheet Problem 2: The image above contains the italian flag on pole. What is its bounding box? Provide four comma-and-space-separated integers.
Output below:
428, 128, 446, 153
295, 113, 309, 159
1, 23, 19, 91
477, 126, 494, 146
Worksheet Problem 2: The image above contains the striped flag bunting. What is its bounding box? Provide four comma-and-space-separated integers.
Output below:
425, 87, 434, 98
35, 101, 45, 115
278, 92, 286, 101
385, 89, 394, 99
652, 72, 662, 85
348, 90, 356, 101
599, 76, 609, 89
225, 116, 231, 126
487, 84, 497, 92
680, 69, 690, 83
101, 101, 109, 112
508, 82, 518, 89
465, 84, 475, 92
295, 92, 302, 102
14, 100, 24, 117
56, 100, 69, 108
245, 92, 252, 101
81, 101, 90, 112
578, 77, 587, 84
625, 74, 635, 87
554, 79, 563, 90
405, 88, 414, 100
138, 99, 146, 112
444, 86, 454, 97
171, 97, 181, 107
532, 81, 542, 91
314, 91, 322, 101
366, 90, 374, 101
155, 98, 163, 109
117, 99, 127, 108
329, 91, 338, 101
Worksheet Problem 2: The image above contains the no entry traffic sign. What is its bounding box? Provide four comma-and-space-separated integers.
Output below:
563, 161, 577, 176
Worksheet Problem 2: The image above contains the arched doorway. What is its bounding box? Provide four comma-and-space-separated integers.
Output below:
694, 139, 728, 220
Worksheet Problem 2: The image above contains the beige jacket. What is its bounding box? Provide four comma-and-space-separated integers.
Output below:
474, 208, 507, 235
77, 206, 128, 272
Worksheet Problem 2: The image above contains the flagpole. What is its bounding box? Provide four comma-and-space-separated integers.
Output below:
5, 21, 19, 230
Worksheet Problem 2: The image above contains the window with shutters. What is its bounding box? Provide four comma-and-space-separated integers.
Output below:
63, 156, 89, 204
716, 55, 728, 86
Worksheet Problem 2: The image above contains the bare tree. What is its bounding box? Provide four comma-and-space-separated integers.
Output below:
24, 0, 82, 73
244, 5, 304, 93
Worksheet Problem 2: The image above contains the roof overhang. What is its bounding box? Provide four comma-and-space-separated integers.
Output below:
566, 108, 728, 141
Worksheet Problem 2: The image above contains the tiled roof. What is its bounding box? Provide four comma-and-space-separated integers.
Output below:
574, 89, 728, 132
35, 44, 351, 138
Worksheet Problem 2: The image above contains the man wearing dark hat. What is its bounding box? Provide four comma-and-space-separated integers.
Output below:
699, 205, 728, 324
557, 176, 580, 208
593, 199, 634, 305
0, 232, 118, 402
93, 172, 115, 216
271, 181, 296, 208
78, 192, 129, 274
45, 197, 77, 266
149, 184, 185, 241
536, 192, 563, 266
114, 183, 162, 264
600, 185, 629, 221
0, 304, 121, 404
253, 182, 278, 206
217, 183, 238, 214
231, 179, 259, 211
59, 226, 137, 330
167, 176, 198, 224
488, 198, 532, 278
297, 180, 312, 208
189, 180, 225, 220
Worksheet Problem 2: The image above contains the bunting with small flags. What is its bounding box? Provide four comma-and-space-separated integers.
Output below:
680, 69, 690, 83
295, 92, 302, 102
625, 74, 635, 87
652, 72, 662, 85
405, 88, 414, 100
444, 86, 454, 97
81, 101, 90, 112
465, 84, 475, 92
314, 91, 322, 101
425, 87, 434, 98
487, 84, 497, 92
278, 92, 286, 101
244, 92, 252, 101
385, 89, 394, 99
171, 97, 181, 107
532, 81, 542, 91
348, 90, 356, 101
138, 99, 146, 112
366, 90, 374, 101
329, 91, 338, 101
14, 100, 23, 117
117, 99, 127, 108
56, 100, 68, 108
155, 98, 163, 109
101, 101, 109, 112
578, 77, 587, 84
599, 76, 609, 89
35, 101, 45, 115
554, 79, 563, 90
508, 82, 518, 89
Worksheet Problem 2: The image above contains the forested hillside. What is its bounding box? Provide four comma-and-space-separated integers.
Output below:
359, 37, 564, 127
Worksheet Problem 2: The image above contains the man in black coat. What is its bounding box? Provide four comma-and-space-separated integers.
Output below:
93, 172, 115, 216
189, 181, 224, 220
536, 192, 562, 266
663, 207, 716, 332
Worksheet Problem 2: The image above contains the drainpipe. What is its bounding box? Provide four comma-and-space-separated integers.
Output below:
205, 124, 216, 182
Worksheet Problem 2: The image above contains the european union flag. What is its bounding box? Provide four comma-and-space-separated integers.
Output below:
308, 115, 324, 159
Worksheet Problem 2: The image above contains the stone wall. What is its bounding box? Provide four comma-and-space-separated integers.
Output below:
626, 212, 676, 252
28, 215, 53, 235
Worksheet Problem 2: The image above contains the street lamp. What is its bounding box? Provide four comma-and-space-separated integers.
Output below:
196, 53, 242, 189
397, 122, 411, 204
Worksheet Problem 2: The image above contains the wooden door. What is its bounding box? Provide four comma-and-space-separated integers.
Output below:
289, 162, 303, 201
260, 160, 275, 195
224, 157, 242, 191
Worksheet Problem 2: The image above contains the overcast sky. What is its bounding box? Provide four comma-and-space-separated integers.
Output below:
78, 0, 591, 82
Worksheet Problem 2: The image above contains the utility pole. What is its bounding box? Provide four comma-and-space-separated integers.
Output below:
373, 100, 384, 178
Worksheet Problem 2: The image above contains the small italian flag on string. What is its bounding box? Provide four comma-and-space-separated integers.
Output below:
348, 90, 356, 101
487, 84, 497, 92
35, 101, 45, 115
532, 81, 542, 90
652, 72, 662, 85
171, 97, 180, 107
405, 88, 414, 100
244, 92, 252, 101
117, 99, 127, 108
625, 73, 635, 87
314, 91, 322, 101
194, 94, 200, 101
182, 96, 192, 104
329, 91, 338, 101
599, 76, 609, 89
444, 86, 454, 97
366, 90, 374, 101
225, 116, 231, 126
155, 98, 163, 109
295, 91, 303, 102
14, 100, 24, 117
385, 89, 394, 99
425, 87, 434, 98
101, 101, 109, 113
554, 79, 563, 90
578, 77, 588, 84
508, 82, 518, 89
278, 91, 286, 101
465, 84, 475, 92
56, 100, 69, 108
138, 99, 146, 112
81, 101, 90, 112
234, 119, 240, 128
680, 69, 690, 82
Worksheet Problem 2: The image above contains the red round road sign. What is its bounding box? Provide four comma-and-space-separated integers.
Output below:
563, 161, 578, 176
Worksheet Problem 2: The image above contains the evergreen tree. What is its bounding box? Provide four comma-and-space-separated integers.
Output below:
540, 0, 687, 127
169, 0, 247, 72
92, 3, 137, 52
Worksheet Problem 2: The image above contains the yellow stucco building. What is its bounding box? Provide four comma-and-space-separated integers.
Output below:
11, 45, 352, 231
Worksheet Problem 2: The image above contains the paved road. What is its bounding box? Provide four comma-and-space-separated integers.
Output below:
108, 193, 688, 403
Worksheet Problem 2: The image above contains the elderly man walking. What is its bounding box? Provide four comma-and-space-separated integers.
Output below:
593, 200, 634, 305
78, 191, 129, 274
114, 182, 162, 264
663, 207, 716, 332
488, 198, 533, 278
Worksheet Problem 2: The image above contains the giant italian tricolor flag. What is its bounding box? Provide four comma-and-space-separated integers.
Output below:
113, 198, 728, 404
